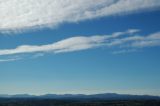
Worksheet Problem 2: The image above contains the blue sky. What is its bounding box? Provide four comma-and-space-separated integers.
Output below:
0, 0, 160, 95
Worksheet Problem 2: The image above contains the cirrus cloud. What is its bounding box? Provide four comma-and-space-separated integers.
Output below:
0, 0, 160, 33
0, 29, 160, 57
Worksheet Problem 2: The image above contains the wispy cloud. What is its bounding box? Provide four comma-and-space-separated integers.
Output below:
108, 32, 160, 48
0, 57, 21, 62
0, 0, 159, 33
31, 53, 44, 58
112, 49, 138, 54
0, 29, 160, 57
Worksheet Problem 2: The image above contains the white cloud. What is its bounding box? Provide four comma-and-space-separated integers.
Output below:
32, 53, 44, 58
112, 49, 137, 54
0, 0, 159, 33
0, 57, 21, 62
0, 35, 108, 56
0, 29, 160, 57
131, 32, 160, 47
107, 32, 160, 48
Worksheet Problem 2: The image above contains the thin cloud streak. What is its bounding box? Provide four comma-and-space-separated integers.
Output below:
0, 0, 160, 33
0, 29, 160, 57
0, 57, 21, 62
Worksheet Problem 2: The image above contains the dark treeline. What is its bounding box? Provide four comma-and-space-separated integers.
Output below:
0, 98, 160, 106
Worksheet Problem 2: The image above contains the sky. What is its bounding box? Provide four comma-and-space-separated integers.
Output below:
0, 0, 160, 95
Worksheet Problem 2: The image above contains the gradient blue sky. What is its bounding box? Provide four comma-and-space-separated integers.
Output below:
0, 0, 160, 95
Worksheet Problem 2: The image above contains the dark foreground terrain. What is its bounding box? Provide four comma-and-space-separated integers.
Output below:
0, 99, 160, 106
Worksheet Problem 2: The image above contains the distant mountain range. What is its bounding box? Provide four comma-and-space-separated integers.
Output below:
0, 93, 160, 100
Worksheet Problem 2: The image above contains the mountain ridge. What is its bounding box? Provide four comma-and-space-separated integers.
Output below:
0, 93, 160, 100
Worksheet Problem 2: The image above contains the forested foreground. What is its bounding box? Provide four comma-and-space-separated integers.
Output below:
0, 99, 160, 106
